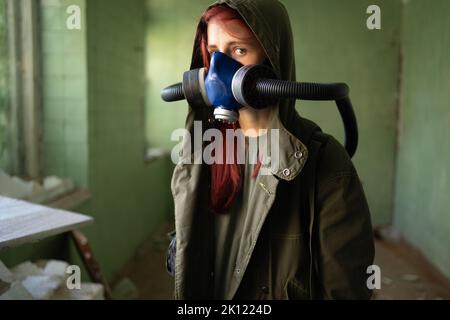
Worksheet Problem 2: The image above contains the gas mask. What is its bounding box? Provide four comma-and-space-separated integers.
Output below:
204, 52, 243, 123
161, 51, 359, 158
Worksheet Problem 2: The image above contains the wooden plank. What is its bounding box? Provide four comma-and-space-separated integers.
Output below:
0, 196, 93, 251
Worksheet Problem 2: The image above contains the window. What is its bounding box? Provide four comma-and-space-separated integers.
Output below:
0, 0, 42, 179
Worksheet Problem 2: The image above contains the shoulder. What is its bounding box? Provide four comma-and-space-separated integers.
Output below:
291, 115, 358, 184
297, 117, 357, 183
315, 133, 357, 184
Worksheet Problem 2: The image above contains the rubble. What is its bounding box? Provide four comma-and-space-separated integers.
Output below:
0, 169, 75, 204
0, 259, 104, 300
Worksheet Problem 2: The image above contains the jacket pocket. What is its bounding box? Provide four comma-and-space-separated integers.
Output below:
286, 277, 309, 300
165, 229, 176, 277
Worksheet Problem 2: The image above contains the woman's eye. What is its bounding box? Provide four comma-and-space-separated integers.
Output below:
235, 48, 246, 56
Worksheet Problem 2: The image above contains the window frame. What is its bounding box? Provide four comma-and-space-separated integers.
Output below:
5, 0, 42, 180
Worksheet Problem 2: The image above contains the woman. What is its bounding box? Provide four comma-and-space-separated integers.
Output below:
170, 0, 375, 300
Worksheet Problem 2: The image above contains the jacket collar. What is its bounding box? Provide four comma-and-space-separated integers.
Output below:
262, 105, 309, 181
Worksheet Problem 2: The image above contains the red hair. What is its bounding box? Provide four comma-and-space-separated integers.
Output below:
196, 4, 250, 214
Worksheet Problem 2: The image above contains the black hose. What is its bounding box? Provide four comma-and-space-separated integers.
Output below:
160, 79, 359, 157
161, 83, 184, 102
255, 79, 349, 101
255, 79, 358, 157
336, 97, 358, 157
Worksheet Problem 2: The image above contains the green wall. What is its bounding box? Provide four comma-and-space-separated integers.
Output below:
145, 0, 212, 150
41, 0, 89, 187
393, 0, 450, 278
145, 0, 402, 226
287, 0, 401, 226
81, 0, 173, 280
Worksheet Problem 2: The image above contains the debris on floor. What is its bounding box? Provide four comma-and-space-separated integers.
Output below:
0, 259, 104, 300
112, 221, 174, 300
0, 169, 75, 204
373, 226, 450, 300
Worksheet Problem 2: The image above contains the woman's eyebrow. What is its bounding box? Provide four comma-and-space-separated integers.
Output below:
207, 41, 250, 50
227, 41, 247, 46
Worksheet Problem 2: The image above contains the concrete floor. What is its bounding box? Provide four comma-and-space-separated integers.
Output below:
372, 229, 450, 300
112, 222, 450, 300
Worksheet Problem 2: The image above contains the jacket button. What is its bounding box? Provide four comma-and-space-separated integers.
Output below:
261, 286, 269, 294
282, 168, 291, 176
294, 151, 303, 159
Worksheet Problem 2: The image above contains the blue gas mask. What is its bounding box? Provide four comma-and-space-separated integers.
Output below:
204, 51, 243, 123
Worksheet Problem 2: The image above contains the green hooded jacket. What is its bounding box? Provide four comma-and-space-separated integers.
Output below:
171, 0, 375, 299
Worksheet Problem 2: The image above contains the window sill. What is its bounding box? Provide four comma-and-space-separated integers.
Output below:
0, 169, 90, 211
45, 188, 91, 211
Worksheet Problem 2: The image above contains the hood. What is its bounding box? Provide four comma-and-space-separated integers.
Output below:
188, 0, 298, 132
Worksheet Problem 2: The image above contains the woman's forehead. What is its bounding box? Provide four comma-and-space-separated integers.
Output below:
207, 17, 254, 45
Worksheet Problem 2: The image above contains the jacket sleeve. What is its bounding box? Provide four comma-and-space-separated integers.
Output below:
314, 136, 375, 300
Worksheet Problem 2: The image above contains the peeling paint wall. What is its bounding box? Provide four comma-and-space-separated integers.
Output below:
393, 0, 450, 278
